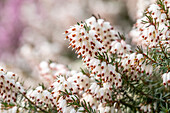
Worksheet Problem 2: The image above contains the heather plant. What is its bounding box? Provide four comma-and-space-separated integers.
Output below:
0, 0, 169, 113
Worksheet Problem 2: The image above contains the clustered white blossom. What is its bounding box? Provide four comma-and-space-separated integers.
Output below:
50, 71, 94, 112
130, 0, 170, 49
0, 67, 25, 104
0, 0, 169, 112
65, 16, 133, 90
121, 53, 153, 80
64, 16, 155, 112
136, 0, 157, 19
27, 86, 54, 109
22, 69, 119, 112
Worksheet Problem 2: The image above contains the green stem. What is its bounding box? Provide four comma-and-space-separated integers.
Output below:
159, 43, 168, 59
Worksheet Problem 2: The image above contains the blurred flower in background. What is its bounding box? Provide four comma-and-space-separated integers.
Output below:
0, 0, 154, 87
0, 0, 23, 56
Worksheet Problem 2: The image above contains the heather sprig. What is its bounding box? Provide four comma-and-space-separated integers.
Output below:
0, 0, 169, 113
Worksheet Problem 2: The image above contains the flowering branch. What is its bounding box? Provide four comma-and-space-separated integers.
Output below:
19, 92, 48, 113
136, 46, 158, 64
0, 0, 170, 113
159, 42, 168, 59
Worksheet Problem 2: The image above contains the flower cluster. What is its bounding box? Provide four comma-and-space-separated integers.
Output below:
0, 0, 169, 113
27, 69, 119, 112
130, 0, 170, 49
65, 16, 133, 90
50, 71, 93, 112
136, 0, 157, 19
120, 53, 153, 80
64, 15, 165, 112
0, 67, 25, 104
27, 86, 54, 110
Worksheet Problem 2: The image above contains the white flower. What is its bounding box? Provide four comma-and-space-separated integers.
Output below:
70, 108, 76, 113
98, 103, 111, 113
77, 107, 85, 113
110, 40, 131, 55
162, 72, 170, 87
0, 68, 25, 103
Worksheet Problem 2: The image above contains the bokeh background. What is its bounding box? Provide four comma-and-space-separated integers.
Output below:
0, 0, 155, 87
